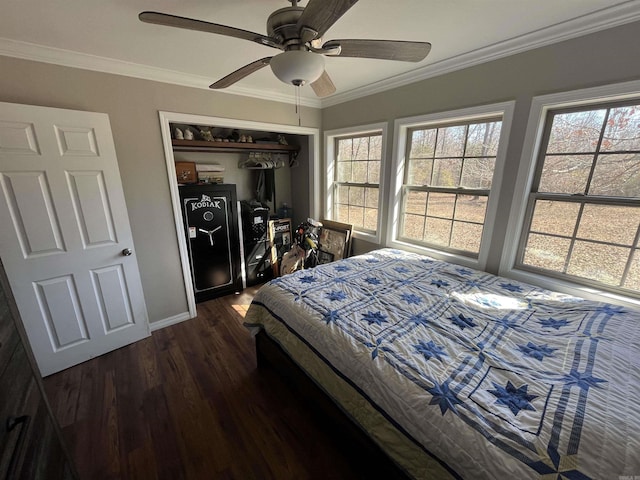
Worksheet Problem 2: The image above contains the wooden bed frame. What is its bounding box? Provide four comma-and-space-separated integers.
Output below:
255, 330, 410, 479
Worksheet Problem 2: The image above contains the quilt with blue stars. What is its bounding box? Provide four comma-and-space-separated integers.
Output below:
244, 248, 640, 479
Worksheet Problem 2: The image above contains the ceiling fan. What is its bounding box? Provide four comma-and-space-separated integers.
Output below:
139, 0, 431, 97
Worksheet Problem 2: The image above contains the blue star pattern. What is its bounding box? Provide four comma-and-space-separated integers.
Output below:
431, 279, 449, 288
539, 317, 570, 330
449, 313, 477, 330
365, 277, 382, 285
325, 290, 347, 302
334, 265, 350, 272
517, 342, 557, 361
427, 381, 463, 416
500, 283, 523, 292
400, 293, 422, 305
456, 268, 474, 276
563, 370, 607, 391
299, 274, 316, 284
415, 340, 448, 362
489, 381, 538, 416
362, 311, 388, 326
323, 310, 341, 324
395, 266, 410, 274
409, 314, 430, 327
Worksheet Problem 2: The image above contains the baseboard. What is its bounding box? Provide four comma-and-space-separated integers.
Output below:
149, 311, 192, 332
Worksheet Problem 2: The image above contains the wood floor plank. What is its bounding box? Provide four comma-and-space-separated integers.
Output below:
44, 285, 385, 479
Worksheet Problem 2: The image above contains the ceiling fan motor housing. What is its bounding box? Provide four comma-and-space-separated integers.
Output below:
267, 6, 305, 44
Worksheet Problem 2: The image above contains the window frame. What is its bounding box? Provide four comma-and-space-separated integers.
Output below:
324, 122, 388, 244
500, 79, 640, 308
388, 102, 515, 269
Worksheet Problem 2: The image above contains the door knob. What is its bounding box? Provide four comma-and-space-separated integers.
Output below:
122, 248, 133, 256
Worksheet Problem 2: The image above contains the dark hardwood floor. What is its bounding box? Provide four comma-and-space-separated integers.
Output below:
43, 286, 380, 480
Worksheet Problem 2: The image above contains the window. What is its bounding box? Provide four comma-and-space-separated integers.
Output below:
516, 99, 640, 295
325, 124, 387, 243
390, 103, 513, 265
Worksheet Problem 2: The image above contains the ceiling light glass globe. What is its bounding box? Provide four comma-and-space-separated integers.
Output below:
270, 50, 325, 86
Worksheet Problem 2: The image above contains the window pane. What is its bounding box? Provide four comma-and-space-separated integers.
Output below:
451, 222, 482, 253
601, 105, 640, 151
336, 204, 349, 223
402, 214, 425, 240
364, 208, 378, 231
407, 159, 433, 186
530, 200, 580, 237
465, 121, 502, 157
547, 110, 606, 154
522, 233, 571, 272
337, 161, 352, 182
538, 155, 592, 194
432, 158, 462, 187
435, 125, 466, 158
348, 205, 365, 227
364, 187, 379, 209
353, 137, 370, 160
367, 161, 380, 184
410, 129, 436, 158
405, 190, 427, 215
567, 241, 629, 286
576, 204, 640, 245
349, 187, 364, 206
454, 195, 487, 223
427, 193, 455, 218
589, 153, 640, 197
336, 185, 349, 204
352, 161, 368, 183
425, 217, 452, 246
369, 135, 382, 159
460, 158, 495, 188
338, 138, 352, 160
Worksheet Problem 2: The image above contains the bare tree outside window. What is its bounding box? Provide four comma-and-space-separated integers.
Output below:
400, 118, 502, 257
519, 100, 640, 294
334, 133, 383, 233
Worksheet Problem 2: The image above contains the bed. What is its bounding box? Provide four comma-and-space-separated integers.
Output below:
244, 248, 640, 479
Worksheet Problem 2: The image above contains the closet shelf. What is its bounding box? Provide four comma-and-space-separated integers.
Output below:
172, 139, 299, 157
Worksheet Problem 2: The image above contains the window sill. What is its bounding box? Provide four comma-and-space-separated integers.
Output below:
387, 239, 484, 270
500, 267, 640, 310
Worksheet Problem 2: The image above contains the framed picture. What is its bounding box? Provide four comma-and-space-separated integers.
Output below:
317, 250, 335, 265
319, 220, 353, 261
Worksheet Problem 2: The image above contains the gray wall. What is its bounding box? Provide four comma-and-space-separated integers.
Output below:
322, 20, 640, 271
0, 56, 321, 324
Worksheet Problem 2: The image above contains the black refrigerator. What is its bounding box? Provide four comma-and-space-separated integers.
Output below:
179, 184, 242, 302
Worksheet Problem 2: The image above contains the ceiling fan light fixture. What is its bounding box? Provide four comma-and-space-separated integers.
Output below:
270, 50, 325, 86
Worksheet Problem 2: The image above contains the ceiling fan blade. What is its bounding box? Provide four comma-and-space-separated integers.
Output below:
297, 0, 359, 42
139, 11, 283, 49
311, 71, 336, 97
324, 39, 431, 62
209, 57, 272, 89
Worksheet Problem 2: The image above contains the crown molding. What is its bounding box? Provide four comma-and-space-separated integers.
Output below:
0, 37, 322, 108
320, 1, 640, 107
1, 1, 637, 110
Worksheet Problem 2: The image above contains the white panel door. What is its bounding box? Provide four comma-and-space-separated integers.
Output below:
0, 102, 150, 376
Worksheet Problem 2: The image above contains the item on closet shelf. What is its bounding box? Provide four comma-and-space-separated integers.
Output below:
200, 130, 214, 141
184, 129, 194, 140
277, 134, 288, 145
240, 134, 247, 143
247, 135, 253, 143
175, 161, 197, 184
196, 163, 225, 184
174, 127, 184, 140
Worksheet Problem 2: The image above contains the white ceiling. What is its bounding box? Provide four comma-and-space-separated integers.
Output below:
1, 0, 639, 107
